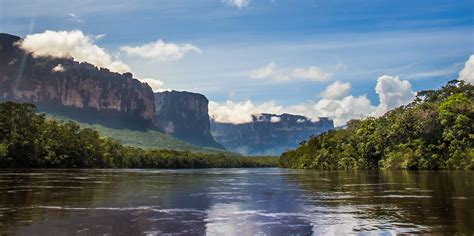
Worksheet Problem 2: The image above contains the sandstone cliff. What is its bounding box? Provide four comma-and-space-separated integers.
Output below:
211, 113, 334, 155
154, 91, 224, 149
0, 33, 155, 128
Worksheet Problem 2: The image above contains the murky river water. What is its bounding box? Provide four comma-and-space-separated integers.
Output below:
0, 168, 472, 235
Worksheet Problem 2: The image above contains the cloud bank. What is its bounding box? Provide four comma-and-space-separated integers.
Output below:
459, 55, 474, 84
209, 75, 416, 126
209, 100, 284, 124
320, 81, 351, 99
18, 30, 130, 73
121, 40, 201, 61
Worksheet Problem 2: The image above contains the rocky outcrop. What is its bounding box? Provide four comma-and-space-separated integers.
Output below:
154, 91, 224, 149
211, 113, 334, 155
0, 33, 155, 128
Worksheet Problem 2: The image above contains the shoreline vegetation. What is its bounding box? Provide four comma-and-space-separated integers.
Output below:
1, 80, 472, 170
280, 80, 473, 170
0, 102, 277, 168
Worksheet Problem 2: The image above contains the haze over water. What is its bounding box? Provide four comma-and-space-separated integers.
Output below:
0, 168, 472, 235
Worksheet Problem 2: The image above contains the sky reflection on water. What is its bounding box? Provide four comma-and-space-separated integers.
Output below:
0, 168, 472, 235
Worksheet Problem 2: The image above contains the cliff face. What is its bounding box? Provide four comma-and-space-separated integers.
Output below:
0, 33, 155, 128
211, 113, 334, 156
154, 91, 224, 149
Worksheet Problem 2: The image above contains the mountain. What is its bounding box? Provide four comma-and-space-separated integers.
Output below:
47, 114, 232, 155
154, 91, 224, 149
211, 113, 334, 155
0, 33, 155, 129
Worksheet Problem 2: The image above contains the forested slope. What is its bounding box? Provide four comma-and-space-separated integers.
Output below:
280, 80, 473, 170
0, 102, 277, 168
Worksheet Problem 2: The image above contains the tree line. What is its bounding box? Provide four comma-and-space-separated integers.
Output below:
0, 102, 277, 168
279, 80, 473, 170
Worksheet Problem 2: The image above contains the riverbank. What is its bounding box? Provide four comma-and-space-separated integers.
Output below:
0, 102, 278, 169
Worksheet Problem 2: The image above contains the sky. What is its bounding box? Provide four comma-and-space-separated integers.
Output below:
1, 0, 473, 125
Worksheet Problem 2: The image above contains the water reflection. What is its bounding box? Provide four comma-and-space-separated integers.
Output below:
0, 169, 472, 235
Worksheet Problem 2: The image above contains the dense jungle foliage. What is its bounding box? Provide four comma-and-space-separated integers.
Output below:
0, 102, 277, 168
280, 80, 474, 170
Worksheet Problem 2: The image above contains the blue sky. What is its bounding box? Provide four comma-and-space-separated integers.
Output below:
1, 0, 473, 124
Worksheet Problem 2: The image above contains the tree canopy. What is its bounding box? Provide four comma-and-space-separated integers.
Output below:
279, 80, 474, 170
0, 102, 277, 168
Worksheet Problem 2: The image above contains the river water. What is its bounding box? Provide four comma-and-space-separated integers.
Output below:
0, 168, 472, 235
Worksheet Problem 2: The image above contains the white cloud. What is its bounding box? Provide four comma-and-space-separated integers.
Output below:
209, 100, 284, 124
313, 95, 375, 126
121, 40, 201, 61
249, 62, 276, 79
270, 116, 281, 123
210, 75, 416, 126
249, 63, 331, 83
224, 0, 251, 8
18, 30, 130, 73
372, 75, 415, 116
51, 64, 65, 73
137, 78, 165, 93
459, 55, 474, 84
291, 66, 332, 82
320, 81, 351, 99
68, 13, 84, 23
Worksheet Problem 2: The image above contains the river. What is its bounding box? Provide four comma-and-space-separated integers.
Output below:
0, 168, 472, 235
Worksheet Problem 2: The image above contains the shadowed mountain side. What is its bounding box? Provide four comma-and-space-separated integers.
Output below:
0, 33, 155, 130
154, 91, 224, 149
46, 114, 235, 155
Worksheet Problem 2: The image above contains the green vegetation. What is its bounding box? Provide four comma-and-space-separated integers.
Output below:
47, 114, 233, 155
280, 80, 474, 170
0, 102, 277, 168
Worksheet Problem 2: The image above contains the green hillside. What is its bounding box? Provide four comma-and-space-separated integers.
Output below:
45, 114, 233, 155
279, 80, 474, 170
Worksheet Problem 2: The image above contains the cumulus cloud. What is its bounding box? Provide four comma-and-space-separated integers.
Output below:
320, 81, 351, 99
209, 100, 284, 124
51, 64, 65, 73
224, 0, 251, 8
137, 78, 165, 93
459, 55, 474, 84
18, 30, 130, 73
121, 40, 201, 61
249, 63, 331, 82
210, 75, 416, 126
313, 96, 375, 126
373, 75, 415, 116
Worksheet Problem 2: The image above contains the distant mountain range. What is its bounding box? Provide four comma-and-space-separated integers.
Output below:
0, 32, 334, 155
211, 114, 334, 156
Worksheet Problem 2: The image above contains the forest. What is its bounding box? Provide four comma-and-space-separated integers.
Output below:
279, 80, 474, 170
0, 102, 277, 168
